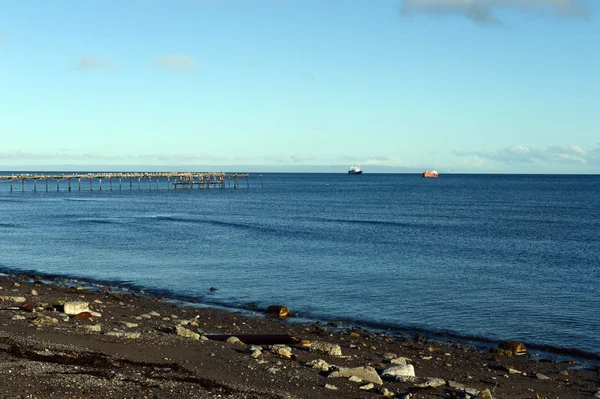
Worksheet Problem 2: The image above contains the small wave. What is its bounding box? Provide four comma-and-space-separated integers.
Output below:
0, 223, 20, 228
143, 215, 285, 235
78, 218, 121, 225
65, 197, 110, 202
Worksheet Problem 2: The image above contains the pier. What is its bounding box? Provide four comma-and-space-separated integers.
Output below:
0, 172, 250, 192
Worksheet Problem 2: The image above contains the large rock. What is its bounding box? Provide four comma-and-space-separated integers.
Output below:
329, 366, 383, 385
382, 364, 415, 378
310, 341, 342, 357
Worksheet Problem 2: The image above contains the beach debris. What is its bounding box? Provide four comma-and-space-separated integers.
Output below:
329, 366, 383, 385
305, 359, 331, 372
266, 305, 290, 317
174, 325, 200, 340
53, 301, 89, 315
105, 330, 141, 339
0, 296, 26, 303
310, 341, 343, 357
498, 341, 526, 356
382, 364, 415, 377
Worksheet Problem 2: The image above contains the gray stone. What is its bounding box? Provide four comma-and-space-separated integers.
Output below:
310, 341, 342, 357
382, 364, 415, 378
175, 325, 200, 340
149, 311, 160, 317
329, 366, 383, 385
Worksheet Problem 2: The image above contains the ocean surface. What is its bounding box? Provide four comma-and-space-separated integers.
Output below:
1, 173, 599, 356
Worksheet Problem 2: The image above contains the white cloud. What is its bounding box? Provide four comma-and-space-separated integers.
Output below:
75, 54, 116, 71
454, 144, 597, 165
401, 0, 587, 24
155, 55, 196, 73
263, 155, 284, 163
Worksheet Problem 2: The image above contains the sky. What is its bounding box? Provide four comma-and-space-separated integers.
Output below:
0, 0, 599, 173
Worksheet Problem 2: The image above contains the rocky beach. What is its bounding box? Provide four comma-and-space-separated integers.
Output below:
0, 272, 598, 399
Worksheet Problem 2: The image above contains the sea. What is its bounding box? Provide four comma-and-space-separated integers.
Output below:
1, 172, 599, 358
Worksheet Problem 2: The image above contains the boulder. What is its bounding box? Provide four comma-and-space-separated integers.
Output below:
329, 366, 383, 385
310, 341, 342, 357
266, 305, 290, 317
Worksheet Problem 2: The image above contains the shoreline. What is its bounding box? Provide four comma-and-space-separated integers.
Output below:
1, 271, 599, 398
2, 268, 599, 364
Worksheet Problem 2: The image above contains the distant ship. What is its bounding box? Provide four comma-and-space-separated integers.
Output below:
423, 170, 439, 178
348, 165, 363, 175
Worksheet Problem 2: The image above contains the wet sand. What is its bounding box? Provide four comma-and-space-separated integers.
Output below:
0, 273, 598, 399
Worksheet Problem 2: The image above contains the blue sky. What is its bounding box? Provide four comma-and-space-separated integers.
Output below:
0, 0, 598, 173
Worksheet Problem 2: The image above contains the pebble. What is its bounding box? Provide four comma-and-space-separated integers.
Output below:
536, 373, 552, 380
140, 314, 152, 319
390, 357, 411, 365
120, 321, 139, 328
475, 388, 494, 399
31, 290, 38, 296
324, 384, 338, 391
348, 376, 363, 383
250, 349, 262, 359
33, 314, 59, 326
359, 383, 375, 390
149, 311, 160, 317
11, 315, 26, 321
414, 377, 446, 388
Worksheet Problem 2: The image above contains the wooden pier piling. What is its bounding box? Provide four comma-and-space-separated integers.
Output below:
0, 172, 251, 193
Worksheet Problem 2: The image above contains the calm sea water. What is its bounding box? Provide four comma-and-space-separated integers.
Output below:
1, 173, 599, 355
